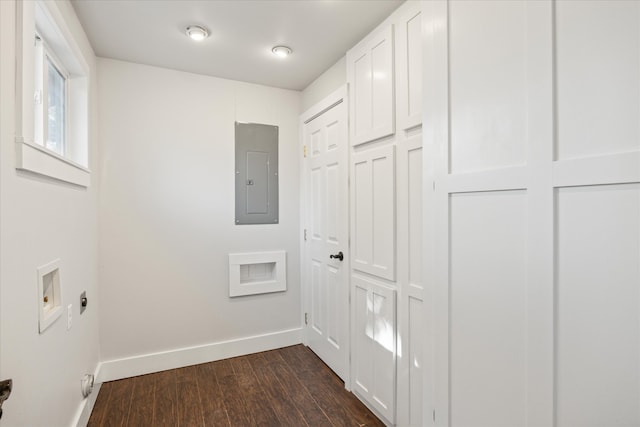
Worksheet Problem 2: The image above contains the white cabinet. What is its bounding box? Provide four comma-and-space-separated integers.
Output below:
396, 128, 424, 427
347, 24, 395, 146
345, 2, 424, 425
351, 274, 397, 423
351, 145, 396, 281
395, 2, 423, 131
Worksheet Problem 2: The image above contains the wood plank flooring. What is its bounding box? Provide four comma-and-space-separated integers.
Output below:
88, 345, 385, 427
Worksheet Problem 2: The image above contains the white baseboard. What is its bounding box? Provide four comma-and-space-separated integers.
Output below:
73, 365, 102, 427
352, 390, 394, 427
96, 327, 303, 383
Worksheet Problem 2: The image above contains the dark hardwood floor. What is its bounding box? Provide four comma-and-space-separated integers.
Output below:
88, 344, 385, 427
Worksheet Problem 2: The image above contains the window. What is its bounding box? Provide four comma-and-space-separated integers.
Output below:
35, 35, 68, 157
46, 57, 66, 154
14, 0, 91, 187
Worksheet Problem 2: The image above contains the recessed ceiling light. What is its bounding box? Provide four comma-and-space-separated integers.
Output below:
272, 46, 292, 58
185, 25, 209, 41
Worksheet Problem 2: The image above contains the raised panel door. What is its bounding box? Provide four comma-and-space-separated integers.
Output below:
395, 2, 423, 131
303, 90, 349, 382
348, 24, 395, 146
351, 145, 396, 281
351, 274, 397, 424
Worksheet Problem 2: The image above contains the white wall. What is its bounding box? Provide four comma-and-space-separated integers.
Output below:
0, 1, 101, 426
424, 1, 640, 425
97, 59, 302, 367
301, 56, 346, 112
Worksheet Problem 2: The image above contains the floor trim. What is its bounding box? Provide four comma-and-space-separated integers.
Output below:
73, 365, 102, 427
96, 328, 303, 383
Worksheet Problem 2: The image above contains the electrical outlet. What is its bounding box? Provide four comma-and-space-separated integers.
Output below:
67, 304, 72, 330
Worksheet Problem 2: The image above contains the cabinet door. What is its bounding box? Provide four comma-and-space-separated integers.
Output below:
395, 2, 422, 131
352, 274, 397, 424
396, 128, 424, 426
347, 24, 395, 146
351, 145, 396, 281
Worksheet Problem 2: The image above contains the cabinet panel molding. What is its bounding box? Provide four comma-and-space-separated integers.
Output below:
351, 274, 397, 424
351, 145, 396, 281
395, 2, 423, 130
347, 24, 395, 146
396, 129, 424, 427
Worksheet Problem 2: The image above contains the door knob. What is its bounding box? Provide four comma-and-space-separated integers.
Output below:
329, 251, 344, 261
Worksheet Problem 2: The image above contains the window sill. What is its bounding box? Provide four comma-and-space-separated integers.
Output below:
15, 138, 90, 187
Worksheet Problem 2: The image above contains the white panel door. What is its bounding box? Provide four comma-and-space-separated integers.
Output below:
424, 1, 640, 426
396, 128, 424, 427
395, 1, 422, 131
352, 274, 397, 423
347, 24, 395, 146
302, 88, 349, 382
351, 145, 396, 281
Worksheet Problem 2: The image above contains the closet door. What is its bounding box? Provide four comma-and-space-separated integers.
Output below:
392, 4, 425, 425
396, 128, 424, 427
424, 1, 640, 426
351, 275, 396, 423
351, 145, 396, 281
302, 90, 350, 383
350, 144, 397, 425
395, 2, 422, 131
347, 24, 395, 146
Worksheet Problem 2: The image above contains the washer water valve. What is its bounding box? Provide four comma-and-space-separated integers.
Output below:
81, 374, 94, 398
80, 291, 88, 314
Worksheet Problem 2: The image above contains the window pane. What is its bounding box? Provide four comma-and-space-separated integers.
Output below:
47, 58, 65, 155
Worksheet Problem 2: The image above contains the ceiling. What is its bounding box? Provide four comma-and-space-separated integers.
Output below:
71, 0, 404, 91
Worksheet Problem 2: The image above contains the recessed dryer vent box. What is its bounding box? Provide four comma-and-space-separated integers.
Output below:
37, 259, 63, 333
228, 251, 286, 297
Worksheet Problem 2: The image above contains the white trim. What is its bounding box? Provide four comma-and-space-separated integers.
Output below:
553, 150, 640, 188
299, 85, 348, 331
300, 85, 348, 123
228, 251, 287, 297
34, 0, 89, 76
16, 138, 90, 187
299, 108, 309, 347
300, 84, 351, 387
96, 328, 303, 383
445, 165, 528, 194
72, 364, 102, 427
15, 0, 91, 172
37, 259, 63, 333
352, 389, 395, 427
421, 2, 437, 424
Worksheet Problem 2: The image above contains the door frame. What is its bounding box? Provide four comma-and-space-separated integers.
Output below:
299, 84, 351, 389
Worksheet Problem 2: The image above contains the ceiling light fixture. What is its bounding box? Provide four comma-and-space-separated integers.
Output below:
185, 25, 209, 41
272, 45, 292, 58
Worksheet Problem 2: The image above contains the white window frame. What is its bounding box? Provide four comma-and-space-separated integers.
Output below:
35, 33, 70, 157
15, 0, 91, 187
